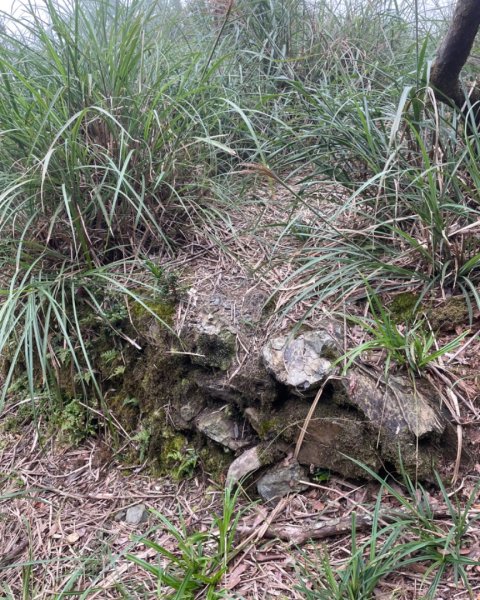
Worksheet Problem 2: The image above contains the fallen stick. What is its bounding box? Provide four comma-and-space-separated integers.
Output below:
238, 504, 455, 546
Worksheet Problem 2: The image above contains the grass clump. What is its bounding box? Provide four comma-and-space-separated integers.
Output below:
0, 0, 240, 412
127, 485, 243, 599
296, 467, 480, 600
341, 285, 469, 375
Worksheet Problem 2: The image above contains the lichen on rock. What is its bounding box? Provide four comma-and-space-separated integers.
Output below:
262, 327, 341, 393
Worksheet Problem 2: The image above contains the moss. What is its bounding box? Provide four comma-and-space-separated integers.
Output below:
257, 443, 285, 467
57, 398, 96, 445
156, 431, 190, 474
258, 418, 278, 438
427, 296, 469, 331
192, 329, 235, 371
130, 299, 176, 325
389, 292, 421, 323
198, 441, 232, 480
107, 393, 140, 432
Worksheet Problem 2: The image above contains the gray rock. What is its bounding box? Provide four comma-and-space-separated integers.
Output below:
125, 504, 148, 525
257, 460, 309, 502
189, 313, 236, 371
263, 329, 339, 393
179, 396, 205, 422
114, 510, 126, 522
340, 369, 445, 439
195, 408, 252, 451
227, 444, 286, 485
227, 446, 263, 485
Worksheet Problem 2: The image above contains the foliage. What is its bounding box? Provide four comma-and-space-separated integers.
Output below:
296, 465, 480, 599
0, 0, 238, 411
166, 447, 199, 480
340, 285, 469, 375
127, 485, 243, 599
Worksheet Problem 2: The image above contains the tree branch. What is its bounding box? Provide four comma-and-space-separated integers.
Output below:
430, 0, 480, 125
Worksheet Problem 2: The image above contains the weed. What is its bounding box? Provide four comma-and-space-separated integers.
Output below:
296, 465, 480, 599
132, 427, 151, 463
340, 285, 469, 375
166, 448, 199, 480
127, 485, 243, 599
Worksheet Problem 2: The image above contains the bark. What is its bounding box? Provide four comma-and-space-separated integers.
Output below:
430, 0, 480, 127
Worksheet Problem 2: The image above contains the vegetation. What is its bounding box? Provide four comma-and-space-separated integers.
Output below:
1, 0, 479, 597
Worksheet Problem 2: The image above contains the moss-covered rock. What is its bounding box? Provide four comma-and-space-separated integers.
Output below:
389, 292, 421, 323
427, 296, 469, 331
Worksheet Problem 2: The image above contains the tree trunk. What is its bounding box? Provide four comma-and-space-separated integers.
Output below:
430, 0, 480, 127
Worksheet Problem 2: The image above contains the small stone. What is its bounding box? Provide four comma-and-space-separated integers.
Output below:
227, 444, 287, 485
195, 409, 251, 451
114, 510, 126, 522
179, 396, 205, 422
263, 328, 339, 393
257, 460, 309, 502
227, 446, 263, 485
125, 504, 148, 525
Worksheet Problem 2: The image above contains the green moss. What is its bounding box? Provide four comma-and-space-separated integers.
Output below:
427, 296, 469, 331
146, 421, 202, 479
130, 299, 176, 325
198, 441, 232, 480
57, 399, 96, 445
389, 292, 421, 323
257, 418, 280, 438
108, 393, 140, 432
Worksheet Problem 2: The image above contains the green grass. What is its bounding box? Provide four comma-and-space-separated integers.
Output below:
296, 466, 480, 600
0, 0, 476, 409
339, 283, 469, 375
126, 484, 244, 599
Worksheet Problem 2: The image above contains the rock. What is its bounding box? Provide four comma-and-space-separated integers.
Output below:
125, 504, 148, 525
226, 444, 286, 485
114, 510, 126, 522
179, 396, 205, 422
341, 369, 445, 439
263, 328, 339, 393
227, 446, 263, 485
290, 369, 447, 479
195, 408, 252, 451
189, 313, 236, 371
269, 397, 382, 479
257, 460, 309, 502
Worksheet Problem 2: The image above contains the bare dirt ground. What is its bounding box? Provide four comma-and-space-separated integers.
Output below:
1, 174, 480, 599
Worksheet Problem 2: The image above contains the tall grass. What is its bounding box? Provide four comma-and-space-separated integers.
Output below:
0, 0, 247, 408
0, 0, 477, 409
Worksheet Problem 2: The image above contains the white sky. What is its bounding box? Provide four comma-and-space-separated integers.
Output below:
0, 0, 453, 20
0, 0, 15, 13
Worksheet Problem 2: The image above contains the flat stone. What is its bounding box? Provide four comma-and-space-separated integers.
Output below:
125, 504, 148, 525
227, 446, 263, 485
195, 408, 252, 451
341, 369, 445, 438
226, 444, 285, 485
257, 460, 309, 502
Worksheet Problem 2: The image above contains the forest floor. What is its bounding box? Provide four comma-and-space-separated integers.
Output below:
1, 175, 480, 599
1, 421, 480, 599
